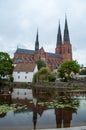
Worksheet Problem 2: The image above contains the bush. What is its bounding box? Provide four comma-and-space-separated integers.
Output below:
10, 77, 14, 82
48, 74, 56, 82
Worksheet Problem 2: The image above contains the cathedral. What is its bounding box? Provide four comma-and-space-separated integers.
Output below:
13, 17, 72, 70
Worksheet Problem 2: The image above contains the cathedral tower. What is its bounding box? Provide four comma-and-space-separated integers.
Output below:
55, 22, 62, 54
35, 30, 39, 51
62, 16, 72, 62
55, 16, 72, 62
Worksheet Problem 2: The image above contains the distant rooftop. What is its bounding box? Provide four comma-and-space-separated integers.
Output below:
15, 48, 35, 55
47, 52, 62, 58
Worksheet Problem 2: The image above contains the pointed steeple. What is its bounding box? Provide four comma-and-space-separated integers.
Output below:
63, 15, 70, 42
35, 29, 39, 51
56, 21, 62, 47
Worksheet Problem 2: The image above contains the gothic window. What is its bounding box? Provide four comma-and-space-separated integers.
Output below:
59, 49, 61, 54
64, 48, 65, 53
68, 48, 70, 53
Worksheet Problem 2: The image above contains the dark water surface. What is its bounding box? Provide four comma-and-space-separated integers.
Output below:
0, 88, 86, 129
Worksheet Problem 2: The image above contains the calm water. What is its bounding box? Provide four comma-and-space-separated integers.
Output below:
0, 88, 86, 129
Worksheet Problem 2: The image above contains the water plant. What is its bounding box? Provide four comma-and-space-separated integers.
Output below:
0, 104, 28, 115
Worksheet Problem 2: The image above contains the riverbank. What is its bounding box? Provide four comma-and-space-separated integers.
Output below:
0, 80, 86, 93
0, 126, 86, 130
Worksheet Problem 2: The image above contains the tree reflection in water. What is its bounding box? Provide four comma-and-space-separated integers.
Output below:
0, 88, 86, 129
32, 88, 80, 128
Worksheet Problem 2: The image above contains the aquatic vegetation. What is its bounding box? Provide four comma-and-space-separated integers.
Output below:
0, 104, 28, 115
0, 104, 16, 115
37, 95, 80, 109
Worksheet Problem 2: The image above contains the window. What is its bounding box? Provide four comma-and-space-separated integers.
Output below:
18, 76, 20, 79
64, 48, 65, 53
68, 48, 70, 53
17, 92, 19, 95
25, 76, 27, 79
24, 92, 26, 95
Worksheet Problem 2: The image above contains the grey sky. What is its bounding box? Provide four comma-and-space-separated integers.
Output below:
0, 0, 86, 66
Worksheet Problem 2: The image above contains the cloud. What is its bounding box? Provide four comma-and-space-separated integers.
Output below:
73, 49, 86, 66
0, 0, 86, 66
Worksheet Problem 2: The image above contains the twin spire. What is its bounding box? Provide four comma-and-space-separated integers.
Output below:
63, 16, 70, 42
56, 16, 70, 47
56, 21, 62, 47
35, 16, 70, 50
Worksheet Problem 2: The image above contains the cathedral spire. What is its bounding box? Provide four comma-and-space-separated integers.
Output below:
63, 15, 70, 42
56, 21, 62, 47
35, 29, 39, 51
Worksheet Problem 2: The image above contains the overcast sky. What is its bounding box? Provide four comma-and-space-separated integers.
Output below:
0, 0, 86, 66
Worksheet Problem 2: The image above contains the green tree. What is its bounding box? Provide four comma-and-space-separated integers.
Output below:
0, 52, 14, 78
32, 67, 56, 83
80, 69, 86, 75
37, 58, 46, 70
48, 73, 56, 82
38, 67, 51, 81
58, 60, 80, 81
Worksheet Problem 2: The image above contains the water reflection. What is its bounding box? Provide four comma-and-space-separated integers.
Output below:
0, 88, 86, 129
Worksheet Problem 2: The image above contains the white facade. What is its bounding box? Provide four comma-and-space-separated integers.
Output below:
13, 65, 38, 83
12, 88, 33, 100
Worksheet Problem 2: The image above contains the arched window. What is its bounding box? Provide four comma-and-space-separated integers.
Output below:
68, 48, 70, 53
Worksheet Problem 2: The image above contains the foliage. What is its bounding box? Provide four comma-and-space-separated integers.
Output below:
58, 60, 80, 81
10, 76, 14, 82
37, 58, 46, 70
38, 67, 51, 82
37, 93, 80, 109
79, 69, 86, 75
0, 52, 14, 78
32, 72, 39, 84
0, 104, 28, 115
48, 74, 56, 82
32, 67, 56, 83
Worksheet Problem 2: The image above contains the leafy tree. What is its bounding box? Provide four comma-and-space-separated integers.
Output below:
32, 67, 56, 83
37, 58, 46, 70
58, 60, 80, 81
80, 69, 86, 75
38, 67, 51, 81
32, 72, 39, 84
0, 52, 14, 78
48, 74, 56, 82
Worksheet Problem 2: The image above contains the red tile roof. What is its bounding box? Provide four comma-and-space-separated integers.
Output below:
14, 63, 36, 72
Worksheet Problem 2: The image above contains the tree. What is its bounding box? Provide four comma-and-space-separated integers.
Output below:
48, 74, 56, 82
37, 58, 46, 70
80, 69, 86, 75
38, 67, 51, 82
0, 52, 14, 78
32, 67, 56, 83
58, 60, 80, 81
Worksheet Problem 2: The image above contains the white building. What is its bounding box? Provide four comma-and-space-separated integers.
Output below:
12, 88, 33, 100
13, 63, 38, 82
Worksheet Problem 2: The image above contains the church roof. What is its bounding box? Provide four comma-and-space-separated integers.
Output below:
15, 48, 35, 55
47, 52, 62, 58
14, 48, 62, 62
